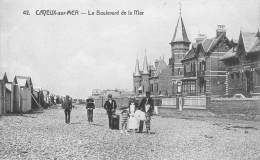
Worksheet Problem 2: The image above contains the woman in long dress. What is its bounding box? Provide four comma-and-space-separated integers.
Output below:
128, 97, 139, 131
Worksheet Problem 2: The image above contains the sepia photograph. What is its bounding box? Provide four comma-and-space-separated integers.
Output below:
0, 0, 260, 159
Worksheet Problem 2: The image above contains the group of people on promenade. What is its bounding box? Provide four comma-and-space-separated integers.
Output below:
103, 92, 154, 134
62, 91, 154, 134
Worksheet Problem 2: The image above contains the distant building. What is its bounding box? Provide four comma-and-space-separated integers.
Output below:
91, 89, 134, 99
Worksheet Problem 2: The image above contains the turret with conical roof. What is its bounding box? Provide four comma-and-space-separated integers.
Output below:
171, 15, 190, 44
142, 54, 149, 75
133, 59, 141, 77
256, 29, 260, 38
133, 58, 142, 95
141, 54, 150, 94
169, 9, 190, 77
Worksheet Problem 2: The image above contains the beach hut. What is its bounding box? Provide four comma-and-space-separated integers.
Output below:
0, 73, 9, 115
13, 76, 33, 113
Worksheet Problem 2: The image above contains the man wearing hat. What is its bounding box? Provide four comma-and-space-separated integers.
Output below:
138, 91, 154, 133
63, 95, 72, 124
86, 97, 95, 123
103, 94, 117, 129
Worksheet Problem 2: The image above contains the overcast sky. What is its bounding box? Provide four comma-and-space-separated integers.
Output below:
0, 0, 259, 98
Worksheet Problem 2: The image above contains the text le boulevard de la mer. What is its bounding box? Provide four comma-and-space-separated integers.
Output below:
86, 10, 144, 15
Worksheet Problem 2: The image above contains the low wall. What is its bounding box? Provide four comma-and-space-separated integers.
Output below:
161, 97, 176, 108
208, 98, 260, 116
184, 96, 207, 109
160, 96, 207, 110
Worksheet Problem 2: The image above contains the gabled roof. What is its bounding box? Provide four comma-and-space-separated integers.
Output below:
220, 30, 260, 60
220, 47, 237, 60
202, 38, 215, 52
241, 32, 258, 53
171, 15, 190, 43
16, 78, 27, 86
153, 59, 168, 77
202, 32, 227, 53
239, 31, 260, 54
182, 47, 196, 62
0, 72, 8, 83
250, 38, 260, 53
183, 32, 229, 61
15, 76, 33, 88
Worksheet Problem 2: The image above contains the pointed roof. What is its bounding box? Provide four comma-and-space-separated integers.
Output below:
153, 59, 168, 77
171, 15, 190, 43
0, 72, 9, 83
15, 75, 33, 88
256, 29, 260, 37
238, 31, 260, 54
133, 59, 141, 77
142, 55, 149, 75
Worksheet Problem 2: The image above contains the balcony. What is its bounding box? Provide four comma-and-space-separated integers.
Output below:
184, 71, 196, 77
197, 70, 205, 77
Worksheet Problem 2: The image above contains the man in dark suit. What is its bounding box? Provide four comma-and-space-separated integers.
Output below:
63, 95, 72, 124
138, 92, 154, 133
103, 94, 117, 129
86, 97, 95, 123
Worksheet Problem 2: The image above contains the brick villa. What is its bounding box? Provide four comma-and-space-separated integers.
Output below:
133, 11, 260, 98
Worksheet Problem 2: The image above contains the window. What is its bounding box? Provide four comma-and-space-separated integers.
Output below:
256, 70, 260, 86
186, 63, 191, 72
154, 83, 158, 92
191, 81, 196, 93
236, 72, 240, 79
184, 65, 186, 74
178, 68, 181, 75
203, 61, 206, 71
183, 81, 186, 93
230, 73, 234, 80
150, 84, 153, 92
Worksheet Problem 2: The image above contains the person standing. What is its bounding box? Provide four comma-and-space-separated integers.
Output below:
128, 97, 139, 132
103, 94, 117, 129
63, 95, 72, 124
138, 92, 154, 133
120, 106, 129, 135
86, 97, 95, 123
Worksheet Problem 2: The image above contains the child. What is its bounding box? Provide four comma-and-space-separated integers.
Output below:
120, 106, 129, 135
86, 97, 95, 124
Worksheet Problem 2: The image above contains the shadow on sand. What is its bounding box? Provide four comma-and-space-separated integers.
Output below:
90, 123, 104, 127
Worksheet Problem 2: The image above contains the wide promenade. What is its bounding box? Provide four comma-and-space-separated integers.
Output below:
0, 105, 260, 160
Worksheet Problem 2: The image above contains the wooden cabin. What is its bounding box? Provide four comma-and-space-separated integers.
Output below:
0, 73, 9, 115
13, 76, 33, 113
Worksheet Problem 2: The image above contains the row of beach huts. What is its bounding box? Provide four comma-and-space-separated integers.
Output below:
0, 72, 64, 115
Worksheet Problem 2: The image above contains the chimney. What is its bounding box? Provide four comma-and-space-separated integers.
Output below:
216, 25, 226, 37
195, 33, 207, 43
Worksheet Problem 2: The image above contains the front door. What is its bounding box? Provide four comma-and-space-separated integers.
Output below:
245, 71, 253, 94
